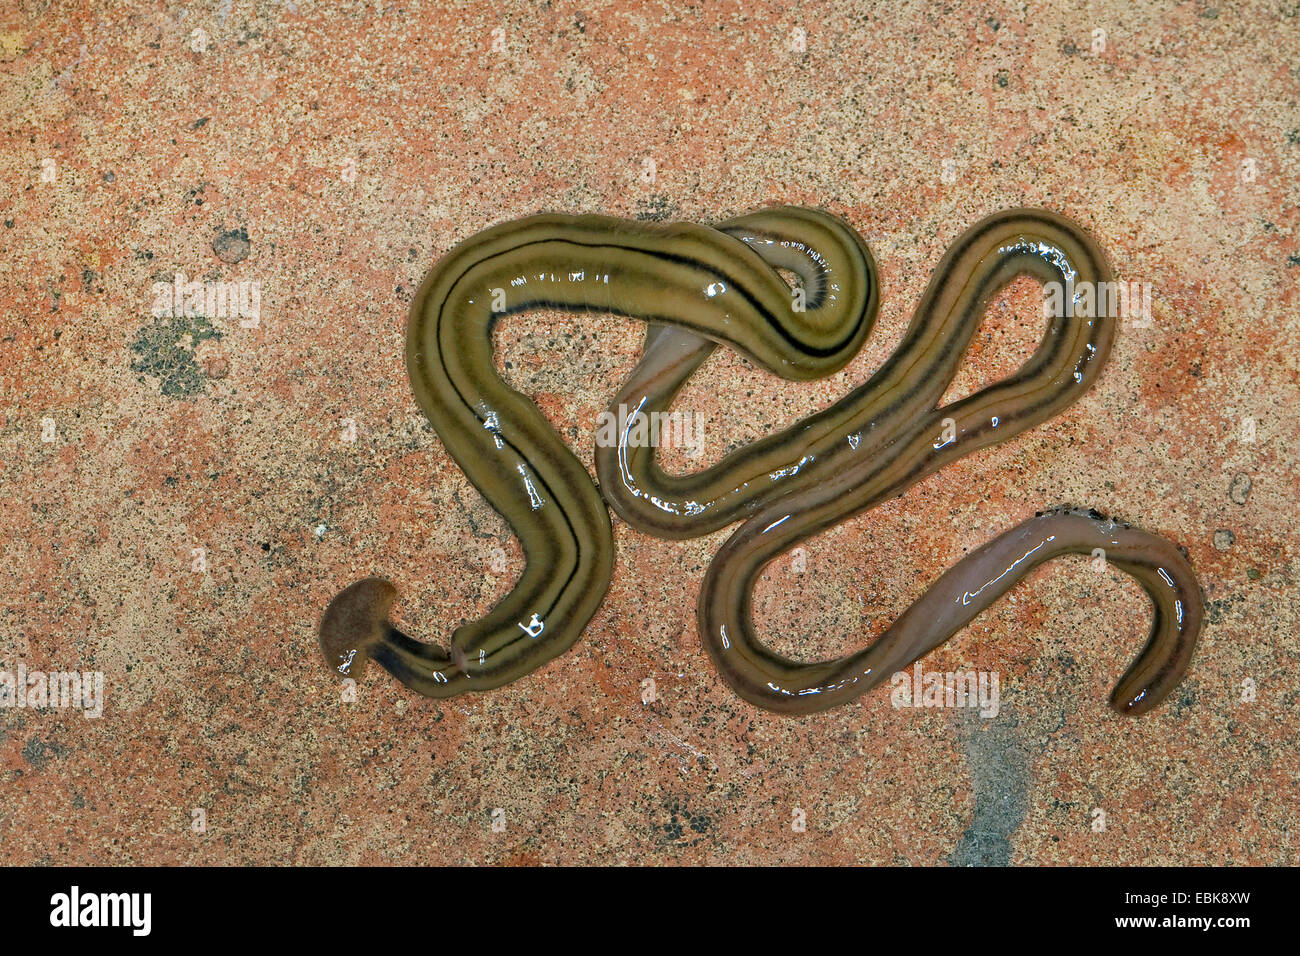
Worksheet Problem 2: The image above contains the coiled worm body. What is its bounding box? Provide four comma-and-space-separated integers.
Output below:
320, 207, 1203, 717
701, 506, 1201, 716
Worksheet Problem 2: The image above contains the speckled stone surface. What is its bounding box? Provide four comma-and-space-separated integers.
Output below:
1, 1, 1296, 865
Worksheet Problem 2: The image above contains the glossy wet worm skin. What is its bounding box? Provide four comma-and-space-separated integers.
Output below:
701, 506, 1202, 716
321, 208, 879, 696
597, 210, 1114, 537
320, 207, 1204, 717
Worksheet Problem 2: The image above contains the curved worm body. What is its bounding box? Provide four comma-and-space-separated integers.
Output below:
322, 209, 878, 696
320, 207, 1204, 717
596, 210, 1113, 536
701, 506, 1202, 716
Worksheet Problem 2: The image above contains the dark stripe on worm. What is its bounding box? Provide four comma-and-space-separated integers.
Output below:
319, 207, 1204, 717
321, 208, 876, 696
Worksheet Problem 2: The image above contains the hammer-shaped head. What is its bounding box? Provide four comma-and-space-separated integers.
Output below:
319, 577, 397, 682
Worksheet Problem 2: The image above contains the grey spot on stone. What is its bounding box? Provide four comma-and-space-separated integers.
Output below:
22, 737, 66, 768
635, 195, 680, 222
1214, 529, 1235, 550
655, 796, 712, 847
1171, 679, 1199, 714
129, 313, 223, 398
949, 706, 1031, 866
212, 226, 250, 264
1229, 473, 1251, 505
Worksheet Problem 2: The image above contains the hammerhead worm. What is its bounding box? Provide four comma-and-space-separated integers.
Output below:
320, 207, 1203, 717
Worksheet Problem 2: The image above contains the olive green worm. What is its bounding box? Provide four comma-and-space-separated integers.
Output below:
320, 207, 1202, 717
